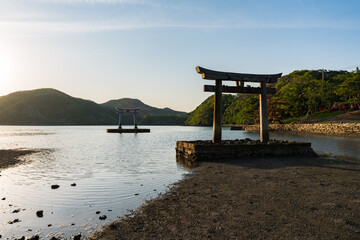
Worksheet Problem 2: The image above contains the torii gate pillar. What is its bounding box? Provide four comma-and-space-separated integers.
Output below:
259, 81, 269, 143
213, 80, 222, 143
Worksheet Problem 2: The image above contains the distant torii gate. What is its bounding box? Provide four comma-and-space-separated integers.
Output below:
196, 66, 282, 143
115, 107, 139, 129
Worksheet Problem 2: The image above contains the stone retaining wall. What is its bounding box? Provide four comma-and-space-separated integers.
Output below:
243, 123, 360, 135
176, 140, 317, 164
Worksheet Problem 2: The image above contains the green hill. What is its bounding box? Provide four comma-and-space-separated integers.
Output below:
186, 69, 360, 125
0, 88, 116, 125
185, 94, 237, 126
101, 98, 186, 125
101, 98, 185, 115
0, 89, 187, 125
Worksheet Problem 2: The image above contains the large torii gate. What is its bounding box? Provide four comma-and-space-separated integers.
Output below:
196, 66, 282, 143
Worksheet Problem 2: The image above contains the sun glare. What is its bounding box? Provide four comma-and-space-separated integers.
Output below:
0, 41, 16, 95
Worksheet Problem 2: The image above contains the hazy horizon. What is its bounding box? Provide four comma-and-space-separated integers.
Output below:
1, 0, 360, 112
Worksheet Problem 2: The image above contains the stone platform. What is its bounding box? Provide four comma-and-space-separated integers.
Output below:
107, 128, 150, 133
176, 139, 317, 163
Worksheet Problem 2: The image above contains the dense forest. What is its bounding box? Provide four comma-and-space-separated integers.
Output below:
186, 68, 360, 125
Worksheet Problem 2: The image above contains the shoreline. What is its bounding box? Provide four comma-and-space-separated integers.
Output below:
229, 123, 360, 138
0, 149, 37, 170
88, 156, 360, 239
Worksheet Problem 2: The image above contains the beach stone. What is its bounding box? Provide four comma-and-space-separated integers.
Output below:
15, 237, 24, 240
36, 210, 44, 218
1, 198, 5, 200
28, 235, 39, 240
73, 233, 81, 240
50, 237, 60, 240
70, 183, 76, 187
12, 209, 21, 213
8, 218, 20, 224
95, 211, 101, 214
48, 224, 52, 227
51, 185, 60, 189
99, 215, 107, 220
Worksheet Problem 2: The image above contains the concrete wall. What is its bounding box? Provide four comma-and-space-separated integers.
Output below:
244, 123, 360, 135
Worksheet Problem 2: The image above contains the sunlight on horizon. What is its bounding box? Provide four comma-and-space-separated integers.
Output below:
0, 41, 16, 95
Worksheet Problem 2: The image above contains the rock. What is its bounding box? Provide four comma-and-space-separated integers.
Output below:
48, 224, 52, 227
50, 237, 60, 240
95, 211, 101, 214
36, 210, 44, 218
0, 234, 2, 238
70, 183, 76, 187
99, 215, 107, 220
16, 237, 25, 240
12, 208, 21, 213
71, 223, 75, 225
8, 218, 20, 224
1, 197, 5, 200
51, 185, 60, 189
73, 234, 81, 240
28, 235, 39, 240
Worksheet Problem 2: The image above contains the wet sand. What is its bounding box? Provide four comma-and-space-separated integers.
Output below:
89, 157, 360, 240
0, 149, 37, 170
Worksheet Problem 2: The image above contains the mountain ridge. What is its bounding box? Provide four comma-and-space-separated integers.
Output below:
0, 88, 186, 125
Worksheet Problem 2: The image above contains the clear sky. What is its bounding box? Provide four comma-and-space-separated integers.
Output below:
1, 0, 360, 112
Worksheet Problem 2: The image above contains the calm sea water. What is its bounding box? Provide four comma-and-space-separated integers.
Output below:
0, 126, 359, 239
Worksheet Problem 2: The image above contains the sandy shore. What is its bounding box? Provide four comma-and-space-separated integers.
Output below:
0, 149, 37, 170
89, 157, 360, 240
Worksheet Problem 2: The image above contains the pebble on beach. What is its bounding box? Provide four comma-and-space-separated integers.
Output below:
70, 183, 76, 187
73, 233, 81, 240
12, 209, 21, 213
1, 197, 5, 200
28, 235, 39, 240
8, 218, 20, 224
36, 210, 44, 218
51, 185, 60, 189
95, 211, 101, 214
99, 215, 107, 220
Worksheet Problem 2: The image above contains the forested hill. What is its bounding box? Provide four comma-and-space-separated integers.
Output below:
101, 98, 187, 125
186, 69, 360, 125
0, 89, 116, 125
0, 89, 187, 125
101, 98, 185, 116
